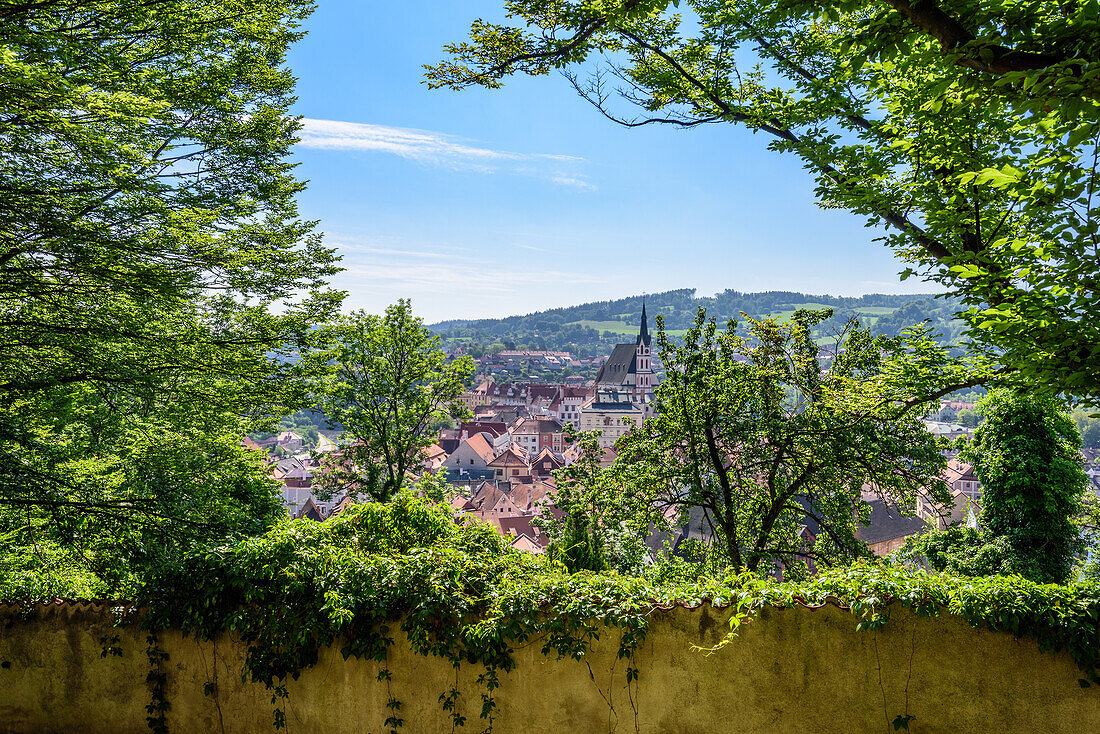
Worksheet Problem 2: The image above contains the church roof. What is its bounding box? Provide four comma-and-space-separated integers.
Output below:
596, 343, 637, 386
637, 299, 651, 347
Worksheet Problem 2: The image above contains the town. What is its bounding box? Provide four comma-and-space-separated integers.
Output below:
249, 305, 1100, 563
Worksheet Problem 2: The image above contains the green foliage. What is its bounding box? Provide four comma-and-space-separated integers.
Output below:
428, 0, 1100, 398
956, 407, 983, 428
544, 428, 649, 574
312, 301, 475, 503
1078, 493, 1100, 582
901, 390, 1090, 584
412, 469, 452, 504
1071, 408, 1100, 450
0, 530, 109, 601
965, 389, 1089, 583
1, 422, 287, 598
896, 526, 1015, 578
555, 510, 607, 573
613, 307, 984, 573
1083, 423, 1100, 451
0, 0, 339, 593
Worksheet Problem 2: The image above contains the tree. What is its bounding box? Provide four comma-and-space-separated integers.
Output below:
1073, 408, 1100, 450
0, 0, 339, 593
544, 427, 652, 574
965, 389, 1088, 583
2, 0, 338, 402
314, 301, 475, 503
1078, 492, 1100, 581
956, 407, 982, 428
899, 390, 1089, 583
1082, 421, 1100, 450
556, 508, 608, 573
612, 308, 980, 574
427, 0, 1100, 398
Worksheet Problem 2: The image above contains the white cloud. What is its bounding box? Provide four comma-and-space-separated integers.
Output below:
324, 234, 609, 321
550, 175, 596, 191
298, 118, 594, 189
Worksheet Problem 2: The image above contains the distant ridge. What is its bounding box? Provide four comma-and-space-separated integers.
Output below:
430, 289, 965, 357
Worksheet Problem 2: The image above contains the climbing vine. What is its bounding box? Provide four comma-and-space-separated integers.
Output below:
13, 493, 1093, 730
138, 493, 656, 730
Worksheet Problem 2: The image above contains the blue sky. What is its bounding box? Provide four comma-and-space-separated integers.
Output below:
288, 1, 933, 323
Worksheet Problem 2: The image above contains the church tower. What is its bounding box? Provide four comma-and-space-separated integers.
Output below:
634, 297, 653, 401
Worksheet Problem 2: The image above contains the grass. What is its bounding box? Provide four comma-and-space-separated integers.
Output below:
568, 320, 637, 334
567, 320, 689, 338
782, 302, 837, 311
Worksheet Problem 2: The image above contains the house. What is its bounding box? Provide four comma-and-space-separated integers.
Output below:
438, 428, 461, 454
509, 534, 546, 553
531, 447, 564, 479
486, 381, 528, 407
253, 435, 280, 451
914, 459, 982, 528
579, 400, 647, 449
498, 515, 549, 553
473, 405, 500, 421
328, 496, 356, 519
506, 479, 553, 513
282, 465, 313, 489
293, 497, 324, 521
459, 421, 507, 440
553, 386, 590, 428
561, 441, 617, 468
944, 459, 981, 503
508, 417, 565, 454
450, 494, 476, 515
487, 445, 532, 482
271, 455, 311, 480
447, 478, 565, 555
441, 433, 496, 480
275, 431, 305, 453
488, 406, 526, 427
419, 443, 448, 473
459, 421, 510, 451
857, 498, 929, 556
465, 481, 513, 522
924, 421, 973, 441
241, 436, 263, 451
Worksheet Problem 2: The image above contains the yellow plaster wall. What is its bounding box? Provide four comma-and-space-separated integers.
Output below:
1, 600, 1098, 733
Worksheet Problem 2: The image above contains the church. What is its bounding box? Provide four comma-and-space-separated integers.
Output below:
592, 300, 656, 403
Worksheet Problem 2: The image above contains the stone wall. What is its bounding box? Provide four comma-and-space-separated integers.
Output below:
1, 600, 1098, 733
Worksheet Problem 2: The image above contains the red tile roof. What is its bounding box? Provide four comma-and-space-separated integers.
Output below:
463, 433, 497, 464
488, 445, 530, 468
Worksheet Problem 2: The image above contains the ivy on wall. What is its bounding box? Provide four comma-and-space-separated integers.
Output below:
8, 494, 1098, 730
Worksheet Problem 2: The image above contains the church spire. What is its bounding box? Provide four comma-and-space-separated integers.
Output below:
637, 296, 650, 347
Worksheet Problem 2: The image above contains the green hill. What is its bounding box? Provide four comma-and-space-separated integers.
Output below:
430, 289, 966, 358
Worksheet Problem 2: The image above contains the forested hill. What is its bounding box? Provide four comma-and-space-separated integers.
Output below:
430, 289, 966, 357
